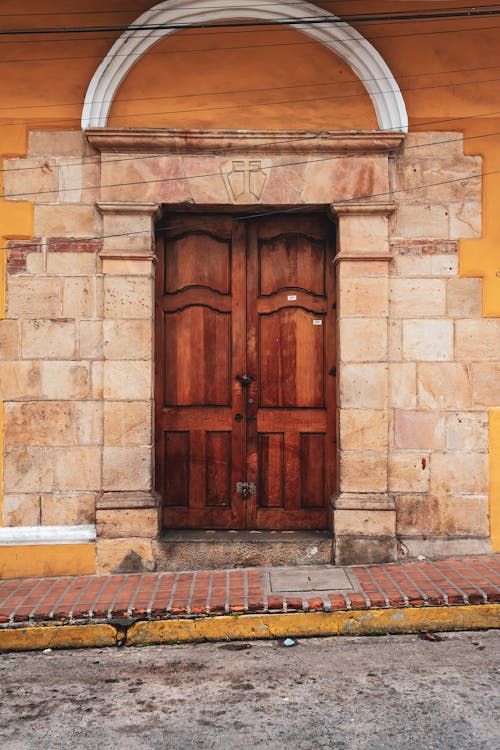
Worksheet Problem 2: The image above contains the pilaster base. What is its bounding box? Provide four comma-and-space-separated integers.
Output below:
332, 492, 397, 565
96, 492, 160, 540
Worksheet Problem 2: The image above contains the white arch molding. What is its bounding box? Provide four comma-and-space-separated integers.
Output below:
81, 0, 408, 132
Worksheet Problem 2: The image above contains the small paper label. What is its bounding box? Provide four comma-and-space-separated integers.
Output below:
287, 294, 297, 301
313, 320, 323, 326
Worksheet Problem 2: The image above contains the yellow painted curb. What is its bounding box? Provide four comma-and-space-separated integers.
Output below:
1, 606, 498, 652
0, 624, 118, 652
126, 605, 500, 646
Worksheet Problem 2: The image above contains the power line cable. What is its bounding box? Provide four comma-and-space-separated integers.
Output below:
2, 2, 499, 19
2, 6, 500, 36
1, 17, 498, 48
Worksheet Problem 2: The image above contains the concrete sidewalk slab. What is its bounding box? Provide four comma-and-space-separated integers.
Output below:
0, 554, 499, 651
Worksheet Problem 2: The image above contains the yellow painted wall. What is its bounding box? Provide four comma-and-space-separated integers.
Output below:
0, 544, 96, 579
0, 1, 499, 555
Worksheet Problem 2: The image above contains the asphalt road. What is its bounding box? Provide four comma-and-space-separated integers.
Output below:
0, 630, 499, 749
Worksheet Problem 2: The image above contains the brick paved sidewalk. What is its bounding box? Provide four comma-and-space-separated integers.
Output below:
1, 554, 499, 627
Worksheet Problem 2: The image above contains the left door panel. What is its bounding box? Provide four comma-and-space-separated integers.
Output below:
155, 214, 247, 528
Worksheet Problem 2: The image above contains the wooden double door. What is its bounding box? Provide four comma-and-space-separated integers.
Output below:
155, 212, 336, 530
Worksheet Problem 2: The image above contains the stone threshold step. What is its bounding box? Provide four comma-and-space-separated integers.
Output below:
155, 530, 333, 570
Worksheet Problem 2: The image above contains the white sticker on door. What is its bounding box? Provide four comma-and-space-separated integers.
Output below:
313, 320, 323, 326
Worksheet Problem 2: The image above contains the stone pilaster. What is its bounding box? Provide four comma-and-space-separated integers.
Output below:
332, 203, 397, 564
96, 202, 161, 548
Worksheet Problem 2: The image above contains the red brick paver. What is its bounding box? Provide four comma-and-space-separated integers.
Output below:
0, 554, 499, 628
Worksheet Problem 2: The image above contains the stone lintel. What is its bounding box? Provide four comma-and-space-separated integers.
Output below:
97, 201, 161, 217
333, 492, 395, 511
97, 492, 159, 511
86, 128, 405, 155
331, 202, 397, 217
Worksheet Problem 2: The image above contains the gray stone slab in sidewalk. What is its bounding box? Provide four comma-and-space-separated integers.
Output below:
269, 566, 357, 592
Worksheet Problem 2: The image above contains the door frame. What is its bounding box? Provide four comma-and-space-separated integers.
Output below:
90, 127, 403, 562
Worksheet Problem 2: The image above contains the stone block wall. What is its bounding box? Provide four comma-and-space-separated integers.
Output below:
386, 133, 492, 556
0, 127, 496, 568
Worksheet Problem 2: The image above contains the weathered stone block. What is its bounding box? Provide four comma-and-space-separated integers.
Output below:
339, 409, 388, 451
104, 401, 151, 446
438, 495, 489, 536
393, 255, 433, 277
100, 211, 155, 254
337, 214, 390, 253
0, 362, 41, 399
402, 320, 453, 361
34, 204, 96, 237
103, 360, 151, 400
4, 447, 54, 492
388, 452, 430, 493
79, 320, 103, 359
394, 204, 449, 239
334, 536, 397, 565
3, 401, 72, 446
455, 320, 500, 360
430, 254, 458, 276
334, 509, 395, 536
339, 363, 388, 409
73, 402, 103, 445
388, 320, 402, 361
337, 260, 389, 279
29, 130, 87, 156
47, 252, 96, 275
431, 452, 488, 496
445, 412, 488, 452
339, 451, 387, 493
41, 361, 90, 399
390, 278, 446, 317
91, 361, 104, 399
22, 319, 76, 359
446, 277, 483, 317
103, 277, 152, 319
96, 538, 155, 574
470, 363, 500, 406
338, 277, 388, 317
389, 363, 417, 408
449, 202, 481, 239
3, 157, 58, 202
0, 320, 19, 359
103, 320, 152, 360
62, 277, 95, 318
417, 363, 471, 409
395, 494, 440, 535
53, 446, 101, 491
7, 276, 62, 318
394, 410, 445, 450
2, 494, 41, 526
41, 492, 96, 525
96, 508, 159, 539
103, 446, 152, 491
339, 318, 387, 362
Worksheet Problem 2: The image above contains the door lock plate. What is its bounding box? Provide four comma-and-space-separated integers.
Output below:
236, 482, 256, 498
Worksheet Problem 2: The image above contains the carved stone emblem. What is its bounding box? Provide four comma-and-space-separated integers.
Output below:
222, 159, 268, 203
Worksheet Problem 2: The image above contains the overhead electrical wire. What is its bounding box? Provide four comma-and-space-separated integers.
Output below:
1, 2, 499, 19
2, 4, 500, 39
